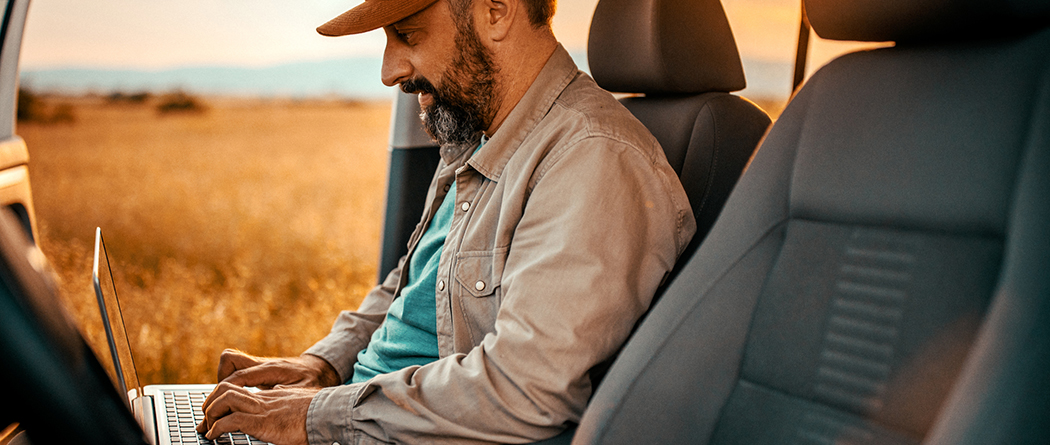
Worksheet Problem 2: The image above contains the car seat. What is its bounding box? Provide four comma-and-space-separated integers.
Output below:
573, 0, 1050, 443
587, 0, 772, 251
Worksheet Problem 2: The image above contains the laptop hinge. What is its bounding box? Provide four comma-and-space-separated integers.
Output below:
132, 395, 157, 445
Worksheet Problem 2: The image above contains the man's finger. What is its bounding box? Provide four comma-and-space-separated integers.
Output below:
200, 381, 237, 416
198, 383, 258, 433
197, 391, 232, 434
205, 412, 255, 441
216, 349, 263, 382
208, 386, 263, 417
224, 362, 293, 388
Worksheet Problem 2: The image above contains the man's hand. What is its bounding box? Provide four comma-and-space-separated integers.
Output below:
215, 349, 342, 389
195, 382, 320, 445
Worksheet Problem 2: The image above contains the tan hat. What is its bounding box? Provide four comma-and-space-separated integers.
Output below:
317, 0, 441, 36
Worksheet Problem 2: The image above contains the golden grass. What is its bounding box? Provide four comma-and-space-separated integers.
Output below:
20, 95, 392, 384
18, 93, 784, 387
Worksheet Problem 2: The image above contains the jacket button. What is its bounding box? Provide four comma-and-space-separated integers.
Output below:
475, 281, 486, 291
461, 202, 471, 212
438, 280, 445, 291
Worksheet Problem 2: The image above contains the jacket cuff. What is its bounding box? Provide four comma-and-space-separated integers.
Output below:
307, 383, 365, 445
305, 331, 362, 383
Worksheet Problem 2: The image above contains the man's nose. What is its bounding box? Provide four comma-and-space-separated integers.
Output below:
381, 30, 412, 87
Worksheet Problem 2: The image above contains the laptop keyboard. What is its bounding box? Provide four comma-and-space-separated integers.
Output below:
163, 389, 273, 445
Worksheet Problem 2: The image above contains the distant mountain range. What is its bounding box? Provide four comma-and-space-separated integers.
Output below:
22, 58, 393, 99
21, 55, 792, 100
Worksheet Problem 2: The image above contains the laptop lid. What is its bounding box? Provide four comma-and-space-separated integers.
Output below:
92, 227, 144, 406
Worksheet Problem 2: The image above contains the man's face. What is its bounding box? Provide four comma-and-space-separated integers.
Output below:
381, 1, 500, 146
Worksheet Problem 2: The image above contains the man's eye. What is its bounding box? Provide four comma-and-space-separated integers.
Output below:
397, 31, 414, 43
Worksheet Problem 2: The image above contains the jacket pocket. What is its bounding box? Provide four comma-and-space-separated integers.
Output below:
451, 248, 508, 347
454, 248, 506, 298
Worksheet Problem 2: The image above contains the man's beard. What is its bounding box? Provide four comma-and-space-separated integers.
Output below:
400, 20, 499, 146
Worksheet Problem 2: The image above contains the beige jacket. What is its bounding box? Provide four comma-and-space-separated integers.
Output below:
304, 45, 695, 444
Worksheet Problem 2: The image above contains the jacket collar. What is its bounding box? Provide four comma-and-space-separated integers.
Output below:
439, 44, 580, 180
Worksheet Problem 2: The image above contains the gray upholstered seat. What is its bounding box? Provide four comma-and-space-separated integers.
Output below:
588, 0, 771, 249
573, 0, 1050, 444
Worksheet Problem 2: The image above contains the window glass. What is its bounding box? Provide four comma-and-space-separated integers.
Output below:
725, 0, 889, 115
807, 37, 893, 79
552, 0, 600, 61
722, 0, 801, 115
554, 0, 888, 118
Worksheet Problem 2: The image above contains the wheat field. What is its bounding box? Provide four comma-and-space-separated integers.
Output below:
19, 92, 785, 388
20, 95, 392, 385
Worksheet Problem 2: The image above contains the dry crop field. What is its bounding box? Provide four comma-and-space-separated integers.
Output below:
18, 92, 785, 388
20, 94, 392, 384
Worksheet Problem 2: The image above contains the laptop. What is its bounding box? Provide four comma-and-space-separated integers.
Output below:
92, 227, 273, 445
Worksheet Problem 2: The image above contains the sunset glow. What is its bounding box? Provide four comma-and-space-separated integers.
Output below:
20, 0, 886, 97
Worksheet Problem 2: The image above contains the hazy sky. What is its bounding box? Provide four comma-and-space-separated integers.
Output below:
21, 0, 603, 69
21, 0, 869, 73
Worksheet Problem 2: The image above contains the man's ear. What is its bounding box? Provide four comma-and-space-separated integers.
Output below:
478, 0, 514, 41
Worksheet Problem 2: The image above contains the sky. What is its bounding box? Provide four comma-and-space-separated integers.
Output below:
20, 0, 604, 70
20, 0, 878, 93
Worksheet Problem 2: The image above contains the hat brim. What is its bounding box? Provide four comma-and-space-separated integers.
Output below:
317, 0, 440, 36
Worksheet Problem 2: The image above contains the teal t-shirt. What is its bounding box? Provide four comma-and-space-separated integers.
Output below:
350, 185, 454, 383
351, 139, 484, 383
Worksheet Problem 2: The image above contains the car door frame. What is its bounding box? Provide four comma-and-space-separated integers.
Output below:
0, 0, 36, 243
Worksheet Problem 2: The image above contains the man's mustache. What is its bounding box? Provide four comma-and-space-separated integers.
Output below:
400, 77, 438, 96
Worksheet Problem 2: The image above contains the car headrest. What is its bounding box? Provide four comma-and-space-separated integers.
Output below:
587, 0, 746, 95
806, 0, 1050, 43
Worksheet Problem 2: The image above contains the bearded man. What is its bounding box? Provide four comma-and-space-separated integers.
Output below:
198, 0, 695, 443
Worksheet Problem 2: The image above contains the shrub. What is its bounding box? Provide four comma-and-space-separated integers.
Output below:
17, 87, 76, 124
17, 87, 45, 122
157, 91, 207, 114
107, 91, 151, 104
49, 104, 76, 123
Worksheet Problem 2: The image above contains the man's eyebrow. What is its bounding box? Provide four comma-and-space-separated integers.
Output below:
393, 21, 420, 31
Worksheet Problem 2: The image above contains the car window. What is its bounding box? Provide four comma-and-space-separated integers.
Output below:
553, 0, 886, 118
724, 0, 889, 115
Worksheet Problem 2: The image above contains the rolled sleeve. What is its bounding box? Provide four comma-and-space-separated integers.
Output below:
307, 383, 368, 445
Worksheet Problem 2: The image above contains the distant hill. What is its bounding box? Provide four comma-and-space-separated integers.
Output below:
20, 55, 792, 100
21, 58, 393, 99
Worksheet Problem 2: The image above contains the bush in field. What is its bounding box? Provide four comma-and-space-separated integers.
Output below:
49, 104, 76, 123
157, 91, 207, 114
108, 91, 151, 104
17, 87, 76, 124
17, 87, 43, 121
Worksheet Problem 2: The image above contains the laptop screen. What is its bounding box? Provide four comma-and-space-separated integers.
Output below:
92, 227, 143, 406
